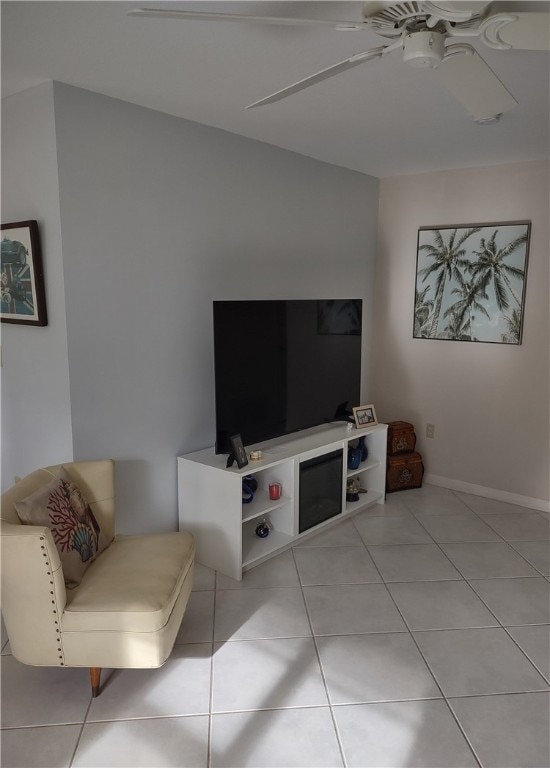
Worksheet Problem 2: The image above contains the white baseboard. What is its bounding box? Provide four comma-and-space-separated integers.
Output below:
424, 473, 550, 513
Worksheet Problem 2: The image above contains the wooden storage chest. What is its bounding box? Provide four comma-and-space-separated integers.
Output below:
387, 421, 416, 456
386, 451, 424, 493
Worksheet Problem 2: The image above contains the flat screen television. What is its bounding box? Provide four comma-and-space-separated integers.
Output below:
213, 299, 362, 454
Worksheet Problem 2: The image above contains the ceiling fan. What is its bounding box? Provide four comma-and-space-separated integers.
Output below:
129, 2, 550, 122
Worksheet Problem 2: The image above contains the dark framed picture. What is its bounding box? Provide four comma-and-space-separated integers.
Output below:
229, 433, 249, 469
353, 404, 377, 428
413, 221, 530, 344
1, 220, 47, 326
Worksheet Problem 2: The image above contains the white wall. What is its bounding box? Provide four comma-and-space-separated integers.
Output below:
51, 83, 379, 533
373, 161, 549, 506
1, 83, 73, 488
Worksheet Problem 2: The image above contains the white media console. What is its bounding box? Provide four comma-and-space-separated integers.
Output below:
178, 422, 388, 581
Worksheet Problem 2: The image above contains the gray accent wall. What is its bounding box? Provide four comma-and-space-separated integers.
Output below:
1, 83, 73, 486
52, 83, 379, 533
4, 81, 547, 534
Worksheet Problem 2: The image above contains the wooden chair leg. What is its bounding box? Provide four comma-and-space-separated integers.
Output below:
90, 667, 102, 697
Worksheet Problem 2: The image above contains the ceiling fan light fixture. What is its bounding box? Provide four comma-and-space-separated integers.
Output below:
403, 30, 445, 68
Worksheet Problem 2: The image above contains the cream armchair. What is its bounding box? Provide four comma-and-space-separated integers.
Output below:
1, 460, 195, 696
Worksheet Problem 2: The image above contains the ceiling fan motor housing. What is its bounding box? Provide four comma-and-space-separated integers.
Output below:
403, 30, 445, 68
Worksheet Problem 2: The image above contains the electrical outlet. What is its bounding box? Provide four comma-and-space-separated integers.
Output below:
426, 423, 435, 439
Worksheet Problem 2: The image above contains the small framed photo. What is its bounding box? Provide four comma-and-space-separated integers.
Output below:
1, 220, 47, 326
229, 433, 249, 469
353, 404, 378, 429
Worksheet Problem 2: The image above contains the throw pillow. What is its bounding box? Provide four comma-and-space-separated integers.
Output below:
15, 467, 108, 588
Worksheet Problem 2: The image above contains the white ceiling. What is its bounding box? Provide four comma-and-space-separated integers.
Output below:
2, 1, 549, 177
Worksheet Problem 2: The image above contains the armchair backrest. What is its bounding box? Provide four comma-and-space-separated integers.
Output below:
1, 460, 115, 665
1, 459, 116, 541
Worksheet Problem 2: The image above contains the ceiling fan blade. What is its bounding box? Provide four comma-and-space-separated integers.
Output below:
246, 47, 387, 108
421, 1, 490, 23
426, 2, 490, 15
435, 46, 518, 121
128, 8, 365, 30
480, 10, 550, 51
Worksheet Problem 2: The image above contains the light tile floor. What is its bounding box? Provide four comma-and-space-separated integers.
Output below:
2, 484, 549, 767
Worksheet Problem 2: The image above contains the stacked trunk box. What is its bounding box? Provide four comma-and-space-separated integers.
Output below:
386, 421, 424, 493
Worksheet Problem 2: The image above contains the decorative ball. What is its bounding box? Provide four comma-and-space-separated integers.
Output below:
243, 475, 258, 493
255, 521, 270, 538
242, 481, 255, 504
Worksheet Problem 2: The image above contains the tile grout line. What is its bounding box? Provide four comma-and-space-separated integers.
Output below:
503, 539, 550, 579
404, 494, 550, 720
371, 543, 485, 766
405, 493, 547, 582
421, 493, 550, 678
206, 569, 219, 768
352, 497, 487, 768
290, 545, 348, 768
68, 696, 94, 767
449, 490, 550, 578
403, 494, 550, 685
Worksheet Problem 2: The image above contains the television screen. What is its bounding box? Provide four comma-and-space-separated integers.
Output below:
213, 299, 362, 454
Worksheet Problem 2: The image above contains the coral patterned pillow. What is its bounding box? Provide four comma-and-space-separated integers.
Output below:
15, 467, 108, 588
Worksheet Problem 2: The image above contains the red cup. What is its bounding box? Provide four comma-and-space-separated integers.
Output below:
269, 482, 281, 501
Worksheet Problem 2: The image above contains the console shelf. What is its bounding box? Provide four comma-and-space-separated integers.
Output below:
178, 421, 387, 580
242, 528, 295, 569
242, 495, 291, 524
347, 457, 380, 478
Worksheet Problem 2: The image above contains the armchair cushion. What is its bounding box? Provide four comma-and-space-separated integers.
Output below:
63, 532, 195, 633
15, 467, 109, 587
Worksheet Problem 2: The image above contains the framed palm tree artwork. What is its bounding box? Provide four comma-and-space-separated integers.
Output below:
413, 221, 530, 344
